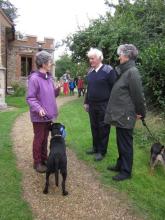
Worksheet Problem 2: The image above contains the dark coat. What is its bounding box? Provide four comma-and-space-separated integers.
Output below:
85, 64, 116, 104
104, 60, 146, 129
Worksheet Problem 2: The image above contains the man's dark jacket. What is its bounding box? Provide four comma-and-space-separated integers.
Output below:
85, 65, 116, 104
104, 60, 146, 129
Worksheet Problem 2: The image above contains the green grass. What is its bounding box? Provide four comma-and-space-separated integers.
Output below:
58, 98, 165, 220
6, 95, 28, 109
0, 96, 32, 220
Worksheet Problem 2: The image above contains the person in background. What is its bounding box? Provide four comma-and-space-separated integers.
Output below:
26, 51, 61, 173
63, 70, 70, 82
74, 76, 78, 87
84, 48, 116, 161
82, 74, 87, 96
56, 80, 63, 95
63, 79, 69, 95
66, 70, 71, 81
77, 76, 84, 97
105, 44, 146, 181
69, 78, 76, 95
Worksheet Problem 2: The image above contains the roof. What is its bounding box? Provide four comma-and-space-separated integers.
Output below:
0, 9, 13, 27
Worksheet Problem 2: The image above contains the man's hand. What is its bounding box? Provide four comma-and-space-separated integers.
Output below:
84, 104, 89, 112
39, 109, 46, 117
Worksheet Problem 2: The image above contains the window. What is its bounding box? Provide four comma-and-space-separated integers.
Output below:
21, 56, 32, 76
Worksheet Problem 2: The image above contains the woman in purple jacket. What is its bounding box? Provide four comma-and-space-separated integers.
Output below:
27, 51, 60, 173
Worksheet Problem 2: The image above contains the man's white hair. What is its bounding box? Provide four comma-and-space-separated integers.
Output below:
87, 48, 103, 61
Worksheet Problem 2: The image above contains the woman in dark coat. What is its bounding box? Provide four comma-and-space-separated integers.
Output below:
104, 44, 146, 181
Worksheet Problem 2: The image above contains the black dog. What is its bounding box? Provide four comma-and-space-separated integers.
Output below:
150, 142, 165, 171
43, 123, 68, 196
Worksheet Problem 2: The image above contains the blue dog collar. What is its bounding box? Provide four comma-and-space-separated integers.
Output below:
60, 126, 66, 139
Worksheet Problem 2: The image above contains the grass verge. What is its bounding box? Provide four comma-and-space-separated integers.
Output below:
0, 96, 32, 220
58, 98, 165, 220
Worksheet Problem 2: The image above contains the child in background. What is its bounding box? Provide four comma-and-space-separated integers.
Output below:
63, 80, 69, 95
69, 79, 76, 95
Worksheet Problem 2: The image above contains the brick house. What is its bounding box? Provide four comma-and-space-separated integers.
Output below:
7, 34, 55, 85
0, 9, 55, 89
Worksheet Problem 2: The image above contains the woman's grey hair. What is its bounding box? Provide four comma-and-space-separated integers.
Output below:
117, 44, 138, 60
35, 50, 52, 68
87, 48, 103, 61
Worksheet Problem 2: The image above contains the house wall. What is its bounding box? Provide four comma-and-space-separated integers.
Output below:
0, 9, 13, 106
7, 36, 55, 86
0, 9, 13, 68
1, 23, 7, 68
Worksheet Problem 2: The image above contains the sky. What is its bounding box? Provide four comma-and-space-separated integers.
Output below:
10, 0, 118, 59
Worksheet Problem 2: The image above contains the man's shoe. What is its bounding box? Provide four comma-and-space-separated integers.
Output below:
86, 148, 96, 155
112, 173, 131, 181
94, 153, 104, 161
35, 163, 47, 173
107, 165, 120, 172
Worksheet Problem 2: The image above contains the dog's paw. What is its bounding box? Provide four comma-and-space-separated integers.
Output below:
43, 189, 48, 194
63, 191, 69, 196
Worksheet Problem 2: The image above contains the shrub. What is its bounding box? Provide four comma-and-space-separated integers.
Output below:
11, 82, 26, 97
139, 42, 165, 112
68, 0, 165, 112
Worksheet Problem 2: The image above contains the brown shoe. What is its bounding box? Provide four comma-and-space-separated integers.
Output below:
42, 160, 47, 166
35, 163, 47, 173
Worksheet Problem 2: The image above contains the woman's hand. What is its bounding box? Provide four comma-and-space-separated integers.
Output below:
136, 114, 142, 120
84, 104, 89, 112
39, 109, 46, 117
57, 82, 63, 88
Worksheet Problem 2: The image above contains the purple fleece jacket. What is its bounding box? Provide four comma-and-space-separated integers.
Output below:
26, 71, 60, 122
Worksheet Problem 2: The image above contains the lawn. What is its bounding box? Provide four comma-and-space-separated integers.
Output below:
1, 96, 164, 220
58, 98, 165, 220
0, 96, 32, 220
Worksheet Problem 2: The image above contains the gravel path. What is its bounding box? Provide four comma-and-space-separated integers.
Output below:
12, 96, 143, 220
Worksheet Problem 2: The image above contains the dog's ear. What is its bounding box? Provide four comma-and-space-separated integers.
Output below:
62, 124, 65, 129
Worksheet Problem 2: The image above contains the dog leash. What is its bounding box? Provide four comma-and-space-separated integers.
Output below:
141, 118, 159, 143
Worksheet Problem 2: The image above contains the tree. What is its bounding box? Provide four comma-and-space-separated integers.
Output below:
0, 0, 18, 21
55, 55, 75, 78
55, 54, 88, 79
66, 0, 165, 111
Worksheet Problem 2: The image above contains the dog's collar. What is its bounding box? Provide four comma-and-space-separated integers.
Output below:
51, 134, 62, 140
52, 134, 62, 137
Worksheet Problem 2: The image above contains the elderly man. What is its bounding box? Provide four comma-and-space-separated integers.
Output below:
27, 50, 61, 173
105, 44, 146, 181
84, 48, 116, 161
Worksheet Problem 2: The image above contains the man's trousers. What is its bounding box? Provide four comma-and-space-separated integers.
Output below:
88, 102, 110, 155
